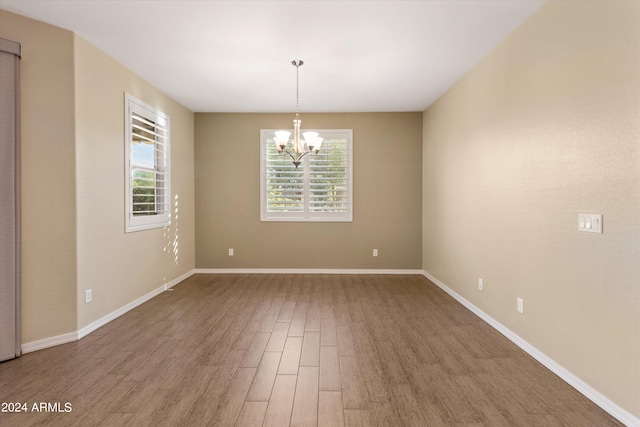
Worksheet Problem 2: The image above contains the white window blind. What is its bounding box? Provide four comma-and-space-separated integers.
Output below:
125, 94, 170, 232
261, 129, 352, 222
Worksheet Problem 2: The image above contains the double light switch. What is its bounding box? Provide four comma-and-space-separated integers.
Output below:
578, 214, 602, 234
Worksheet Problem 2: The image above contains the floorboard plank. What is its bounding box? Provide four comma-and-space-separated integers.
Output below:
291, 367, 319, 427
318, 391, 345, 427
319, 346, 341, 391
263, 375, 297, 427
300, 331, 321, 367
246, 351, 282, 402
279, 336, 304, 375
235, 401, 268, 427
210, 367, 257, 426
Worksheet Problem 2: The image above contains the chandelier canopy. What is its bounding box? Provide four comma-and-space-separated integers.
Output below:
274, 59, 323, 168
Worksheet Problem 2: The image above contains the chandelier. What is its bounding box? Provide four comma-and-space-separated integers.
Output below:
273, 59, 323, 168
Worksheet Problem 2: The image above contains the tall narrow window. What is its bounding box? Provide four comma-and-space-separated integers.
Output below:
124, 94, 170, 232
260, 129, 353, 222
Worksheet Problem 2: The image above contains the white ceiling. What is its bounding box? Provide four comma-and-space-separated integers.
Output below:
0, 0, 545, 113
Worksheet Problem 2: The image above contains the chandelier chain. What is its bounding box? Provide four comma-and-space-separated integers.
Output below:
295, 62, 300, 117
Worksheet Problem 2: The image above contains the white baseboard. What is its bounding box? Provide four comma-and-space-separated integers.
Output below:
21, 332, 78, 354
77, 269, 194, 339
422, 270, 639, 427
195, 268, 424, 275
21, 270, 195, 353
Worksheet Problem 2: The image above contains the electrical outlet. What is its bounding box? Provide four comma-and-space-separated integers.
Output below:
373, 249, 378, 257
228, 248, 234, 256
478, 278, 484, 292
85, 289, 92, 304
517, 298, 524, 314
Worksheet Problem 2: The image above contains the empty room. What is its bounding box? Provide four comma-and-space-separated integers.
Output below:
0, 0, 638, 426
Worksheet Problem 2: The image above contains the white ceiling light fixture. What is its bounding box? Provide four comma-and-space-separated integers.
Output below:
274, 60, 323, 169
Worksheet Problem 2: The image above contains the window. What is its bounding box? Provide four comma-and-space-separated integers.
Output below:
260, 129, 353, 222
124, 94, 170, 232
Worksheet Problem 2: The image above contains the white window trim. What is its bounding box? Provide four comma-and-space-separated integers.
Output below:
124, 93, 171, 232
260, 129, 353, 222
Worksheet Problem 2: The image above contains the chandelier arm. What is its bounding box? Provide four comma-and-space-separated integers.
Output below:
297, 151, 312, 163
281, 150, 297, 163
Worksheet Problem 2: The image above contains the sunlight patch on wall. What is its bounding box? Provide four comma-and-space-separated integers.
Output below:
163, 194, 180, 265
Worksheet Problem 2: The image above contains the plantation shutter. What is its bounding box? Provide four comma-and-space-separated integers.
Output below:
130, 111, 169, 216
308, 136, 348, 213
265, 141, 304, 212
125, 94, 170, 232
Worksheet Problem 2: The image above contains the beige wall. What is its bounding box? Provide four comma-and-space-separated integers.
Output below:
0, 10, 196, 341
74, 35, 195, 329
422, 0, 639, 418
0, 10, 78, 343
195, 113, 422, 269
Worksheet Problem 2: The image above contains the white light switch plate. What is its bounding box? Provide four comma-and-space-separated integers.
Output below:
578, 214, 602, 233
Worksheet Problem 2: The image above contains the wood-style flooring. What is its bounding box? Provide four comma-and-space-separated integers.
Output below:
0, 274, 622, 426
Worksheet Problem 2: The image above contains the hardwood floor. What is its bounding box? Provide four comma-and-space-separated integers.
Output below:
0, 274, 622, 426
